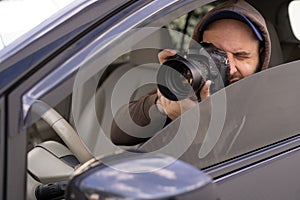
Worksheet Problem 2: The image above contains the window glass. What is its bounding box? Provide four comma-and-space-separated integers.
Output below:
289, 0, 300, 40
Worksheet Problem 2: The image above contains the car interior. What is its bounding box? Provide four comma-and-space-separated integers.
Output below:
24, 0, 300, 199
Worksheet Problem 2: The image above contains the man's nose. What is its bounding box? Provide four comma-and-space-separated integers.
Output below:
227, 53, 237, 75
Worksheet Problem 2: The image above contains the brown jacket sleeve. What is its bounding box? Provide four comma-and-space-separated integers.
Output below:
110, 91, 169, 146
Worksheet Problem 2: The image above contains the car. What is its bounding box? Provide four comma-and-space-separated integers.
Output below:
0, 0, 300, 199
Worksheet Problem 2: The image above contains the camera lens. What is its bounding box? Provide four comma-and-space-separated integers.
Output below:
156, 43, 230, 102
157, 57, 203, 101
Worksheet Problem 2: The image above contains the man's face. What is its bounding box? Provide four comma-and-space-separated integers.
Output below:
203, 19, 261, 84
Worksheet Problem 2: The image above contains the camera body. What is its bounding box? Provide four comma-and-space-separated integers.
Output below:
157, 42, 230, 101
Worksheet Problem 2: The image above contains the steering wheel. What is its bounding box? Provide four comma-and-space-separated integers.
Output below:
31, 101, 94, 164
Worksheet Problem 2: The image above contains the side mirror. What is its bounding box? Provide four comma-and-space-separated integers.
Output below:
65, 152, 219, 200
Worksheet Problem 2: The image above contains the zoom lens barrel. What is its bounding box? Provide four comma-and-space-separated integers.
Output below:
156, 42, 230, 101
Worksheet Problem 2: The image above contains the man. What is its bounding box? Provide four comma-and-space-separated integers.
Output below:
110, 0, 271, 145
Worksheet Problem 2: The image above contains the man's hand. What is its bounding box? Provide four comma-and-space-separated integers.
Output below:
200, 80, 211, 101
156, 80, 211, 120
156, 89, 196, 120
158, 49, 177, 64
156, 49, 212, 120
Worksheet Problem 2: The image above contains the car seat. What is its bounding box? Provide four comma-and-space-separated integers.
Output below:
266, 20, 284, 67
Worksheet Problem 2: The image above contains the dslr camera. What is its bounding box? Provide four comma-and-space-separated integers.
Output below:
157, 42, 230, 101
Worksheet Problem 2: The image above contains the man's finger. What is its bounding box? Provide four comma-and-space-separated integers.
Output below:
158, 49, 177, 64
200, 80, 211, 100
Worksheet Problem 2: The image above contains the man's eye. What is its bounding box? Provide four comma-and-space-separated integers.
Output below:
234, 53, 251, 60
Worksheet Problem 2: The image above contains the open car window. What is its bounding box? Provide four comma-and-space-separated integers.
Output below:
23, 0, 216, 157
